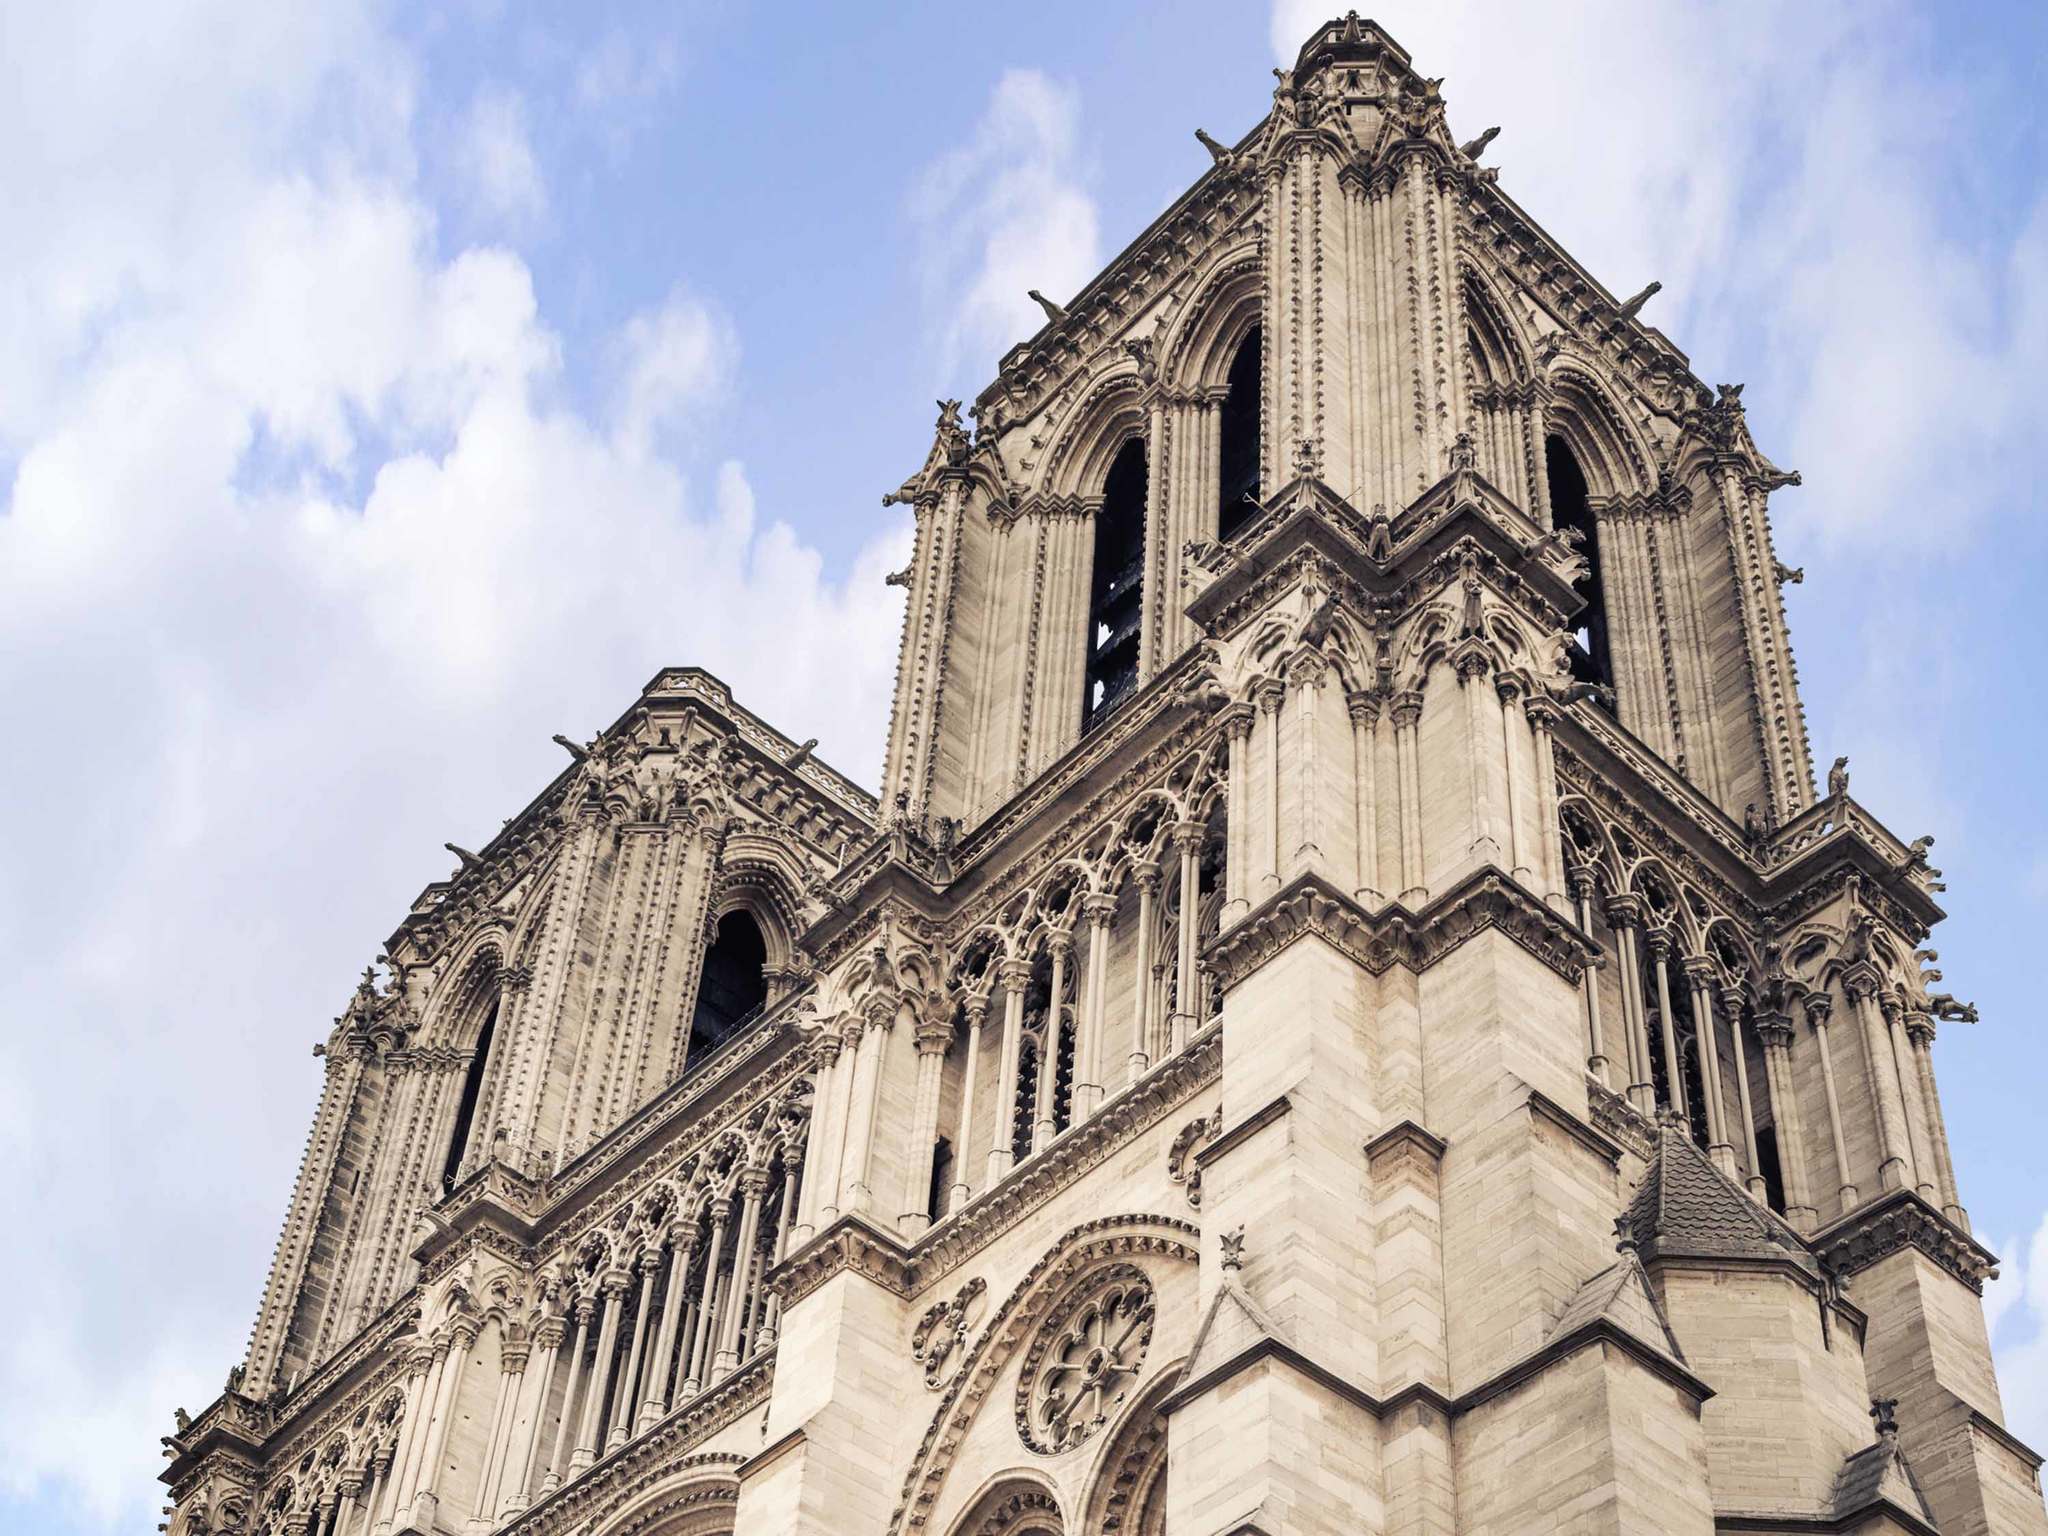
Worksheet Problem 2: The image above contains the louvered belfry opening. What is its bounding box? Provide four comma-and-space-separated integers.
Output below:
1217, 325, 1262, 541
1084, 436, 1148, 729
1544, 434, 1615, 704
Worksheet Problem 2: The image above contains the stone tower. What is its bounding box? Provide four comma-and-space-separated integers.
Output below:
162, 16, 2043, 1536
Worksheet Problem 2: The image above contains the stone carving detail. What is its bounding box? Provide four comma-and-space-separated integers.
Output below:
910, 1276, 987, 1390
1016, 1263, 1156, 1455
1166, 1113, 1218, 1208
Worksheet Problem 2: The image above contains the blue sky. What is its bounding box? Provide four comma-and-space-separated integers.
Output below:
2, 3, 2044, 1532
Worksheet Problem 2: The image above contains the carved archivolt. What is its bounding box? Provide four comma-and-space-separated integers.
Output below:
1015, 1263, 1156, 1455
889, 1215, 1199, 1534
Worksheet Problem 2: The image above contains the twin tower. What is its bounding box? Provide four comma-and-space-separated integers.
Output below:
163, 16, 2043, 1536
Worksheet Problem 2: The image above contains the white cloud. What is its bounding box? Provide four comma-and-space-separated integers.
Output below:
0, 3, 908, 1529
1985, 1212, 2048, 1456
456, 84, 547, 223
910, 68, 1101, 382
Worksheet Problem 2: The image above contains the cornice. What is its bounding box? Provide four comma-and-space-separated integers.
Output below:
1813, 1188, 1998, 1296
771, 1213, 916, 1309
1206, 867, 1598, 993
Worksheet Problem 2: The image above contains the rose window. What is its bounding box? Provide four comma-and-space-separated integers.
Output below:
1017, 1264, 1155, 1454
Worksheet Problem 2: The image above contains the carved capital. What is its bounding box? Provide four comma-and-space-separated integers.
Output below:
1802, 991, 1835, 1029
997, 957, 1033, 990
1081, 891, 1119, 925
1254, 679, 1286, 714
1390, 689, 1424, 729
1678, 954, 1719, 989
1345, 689, 1381, 726
1602, 893, 1645, 930
1218, 702, 1256, 741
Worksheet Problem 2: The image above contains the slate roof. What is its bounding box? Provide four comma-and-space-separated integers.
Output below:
1625, 1119, 1821, 1281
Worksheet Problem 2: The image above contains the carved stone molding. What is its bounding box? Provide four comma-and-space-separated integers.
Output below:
1813, 1190, 1998, 1297
772, 1213, 915, 1309
912, 1277, 988, 1391
1206, 868, 1597, 993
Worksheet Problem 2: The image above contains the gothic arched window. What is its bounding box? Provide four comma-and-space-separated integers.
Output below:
1217, 325, 1262, 540
1084, 437, 1148, 729
689, 910, 768, 1069
440, 994, 498, 1195
1545, 435, 1615, 705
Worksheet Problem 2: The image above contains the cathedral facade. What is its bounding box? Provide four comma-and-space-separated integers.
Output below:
162, 17, 2046, 1536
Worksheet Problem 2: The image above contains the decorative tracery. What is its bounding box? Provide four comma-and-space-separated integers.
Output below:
1016, 1264, 1156, 1455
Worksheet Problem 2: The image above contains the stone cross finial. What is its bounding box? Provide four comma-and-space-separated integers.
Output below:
1871, 1397, 1899, 1442
1220, 1226, 1246, 1273
1613, 1212, 1637, 1254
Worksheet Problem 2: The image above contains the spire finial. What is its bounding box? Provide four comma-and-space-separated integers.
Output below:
1613, 1212, 1637, 1254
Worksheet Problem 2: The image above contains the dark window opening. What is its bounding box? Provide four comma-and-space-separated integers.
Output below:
927, 1135, 953, 1222
689, 910, 768, 1070
1756, 1126, 1787, 1215
441, 998, 497, 1195
1084, 437, 1148, 730
1544, 435, 1615, 708
1011, 1039, 1040, 1163
1218, 326, 1263, 541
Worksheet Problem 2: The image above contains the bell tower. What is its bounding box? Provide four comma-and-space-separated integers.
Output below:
164, 17, 2042, 1536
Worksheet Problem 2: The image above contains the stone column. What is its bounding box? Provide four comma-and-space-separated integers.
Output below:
1681, 956, 1731, 1174
948, 995, 989, 1212
685, 1198, 731, 1396
1756, 1011, 1816, 1229
901, 1011, 953, 1232
1075, 895, 1114, 1119
606, 1251, 659, 1450
757, 1159, 802, 1349
1886, 996, 1938, 1204
1526, 695, 1568, 908
1604, 894, 1654, 1113
1804, 993, 1858, 1211
1846, 973, 1912, 1192
839, 1005, 891, 1217
639, 1225, 692, 1430
500, 1315, 562, 1516
1222, 705, 1255, 921
361, 1450, 393, 1536
376, 1343, 434, 1534
469, 1330, 526, 1533
1347, 690, 1382, 904
808, 1023, 852, 1230
408, 1317, 475, 1529
1906, 1013, 1965, 1225
1720, 990, 1766, 1203
1169, 822, 1202, 1055
1392, 689, 1425, 900
1128, 862, 1160, 1082
1495, 671, 1529, 882
1257, 679, 1285, 892
1292, 651, 1325, 871
1571, 868, 1610, 1087
1032, 935, 1071, 1151
987, 960, 1029, 1182
539, 1299, 592, 1494
715, 1169, 767, 1374
570, 1276, 624, 1471
1647, 930, 1687, 1119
